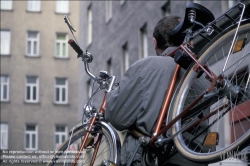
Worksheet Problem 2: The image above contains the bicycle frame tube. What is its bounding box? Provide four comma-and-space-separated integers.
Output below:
153, 65, 181, 136
151, 44, 218, 143
72, 94, 107, 166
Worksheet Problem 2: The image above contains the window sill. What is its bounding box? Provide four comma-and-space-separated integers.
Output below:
25, 55, 41, 58
55, 11, 70, 15
1, 100, 10, 103
26, 10, 42, 13
54, 56, 69, 60
0, 54, 11, 57
24, 101, 40, 105
53, 102, 70, 106
86, 43, 92, 50
0, 9, 13, 12
105, 18, 112, 24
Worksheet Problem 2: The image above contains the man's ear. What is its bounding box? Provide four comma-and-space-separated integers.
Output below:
153, 37, 158, 50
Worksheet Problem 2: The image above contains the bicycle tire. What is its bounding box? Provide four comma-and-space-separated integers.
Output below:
170, 22, 250, 163
46, 122, 120, 166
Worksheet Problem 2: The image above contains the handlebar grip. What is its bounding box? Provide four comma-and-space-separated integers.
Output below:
68, 39, 83, 55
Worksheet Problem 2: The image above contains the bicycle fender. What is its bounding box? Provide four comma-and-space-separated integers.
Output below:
68, 121, 121, 165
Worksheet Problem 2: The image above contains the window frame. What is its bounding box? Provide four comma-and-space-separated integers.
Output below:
87, 5, 92, 46
0, 0, 13, 10
161, 1, 170, 17
0, 30, 11, 56
55, 33, 68, 58
54, 125, 68, 149
26, 31, 39, 57
25, 124, 38, 150
0, 75, 9, 102
25, 76, 39, 103
107, 58, 112, 75
105, 0, 112, 22
121, 43, 129, 76
27, 0, 41, 12
0, 123, 8, 149
54, 78, 68, 104
55, 0, 69, 14
139, 24, 148, 59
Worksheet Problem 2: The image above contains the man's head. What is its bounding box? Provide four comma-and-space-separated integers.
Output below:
153, 15, 181, 55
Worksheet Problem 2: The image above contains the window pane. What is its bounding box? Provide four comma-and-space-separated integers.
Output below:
3, 85, 7, 99
62, 135, 65, 142
0, 76, 7, 83
2, 133, 7, 147
34, 41, 37, 54
27, 86, 30, 100
56, 88, 60, 101
26, 134, 30, 148
27, 0, 40, 11
62, 43, 66, 56
55, 135, 59, 144
28, 32, 37, 38
32, 134, 36, 148
33, 86, 36, 100
62, 88, 65, 101
56, 78, 66, 85
56, 43, 60, 56
57, 34, 66, 40
0, 31, 11, 55
27, 77, 37, 83
56, 1, 69, 13
0, 0, 12, 10
27, 41, 31, 54
56, 126, 65, 132
26, 125, 36, 131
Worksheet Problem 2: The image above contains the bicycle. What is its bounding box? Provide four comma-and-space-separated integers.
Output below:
46, 2, 250, 166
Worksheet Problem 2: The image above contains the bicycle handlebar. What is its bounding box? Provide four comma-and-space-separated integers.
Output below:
68, 39, 116, 91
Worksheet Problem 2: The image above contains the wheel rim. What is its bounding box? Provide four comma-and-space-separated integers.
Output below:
50, 128, 112, 166
173, 24, 250, 161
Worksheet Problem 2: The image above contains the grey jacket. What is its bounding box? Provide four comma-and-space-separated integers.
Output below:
105, 47, 177, 136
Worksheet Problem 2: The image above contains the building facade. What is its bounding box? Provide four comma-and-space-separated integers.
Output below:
1, 1, 79, 165
78, 0, 237, 121
78, 0, 248, 165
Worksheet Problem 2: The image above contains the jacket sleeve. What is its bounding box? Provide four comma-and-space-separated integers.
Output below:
105, 66, 144, 131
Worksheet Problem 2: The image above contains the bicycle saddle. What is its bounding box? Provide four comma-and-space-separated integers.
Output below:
171, 2, 215, 45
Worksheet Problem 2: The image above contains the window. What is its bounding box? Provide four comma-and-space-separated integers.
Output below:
55, 34, 68, 58
87, 5, 92, 45
105, 0, 112, 22
26, 31, 39, 56
25, 76, 39, 103
228, 0, 236, 8
107, 58, 112, 75
0, 0, 12, 10
25, 125, 37, 150
161, 1, 170, 17
27, 0, 41, 12
120, 0, 125, 5
0, 30, 11, 55
55, 0, 69, 13
55, 126, 67, 149
0, 124, 8, 149
55, 78, 68, 104
187, 0, 200, 3
139, 24, 148, 58
121, 43, 129, 75
0, 76, 9, 101
87, 79, 92, 99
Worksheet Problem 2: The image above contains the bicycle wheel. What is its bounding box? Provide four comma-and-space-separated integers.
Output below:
170, 22, 250, 163
46, 122, 120, 166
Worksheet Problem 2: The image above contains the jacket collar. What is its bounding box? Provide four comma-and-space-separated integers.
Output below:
160, 47, 177, 57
